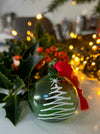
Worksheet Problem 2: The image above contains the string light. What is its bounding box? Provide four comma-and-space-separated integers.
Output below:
27, 21, 32, 26
75, 57, 80, 62
81, 76, 84, 80
12, 30, 18, 36
27, 36, 31, 41
69, 45, 74, 50
92, 45, 97, 51
74, 110, 79, 115
72, 1, 76, 5
97, 91, 100, 95
89, 41, 93, 46
96, 38, 100, 44
27, 30, 31, 35
36, 13, 43, 20
91, 62, 96, 66
92, 34, 97, 39
72, 54, 75, 58
83, 61, 87, 64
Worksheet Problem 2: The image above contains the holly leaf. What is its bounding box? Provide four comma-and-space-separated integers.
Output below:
3, 94, 22, 126
14, 77, 25, 93
0, 93, 7, 103
19, 55, 43, 84
22, 43, 39, 60
0, 62, 15, 81
0, 72, 13, 90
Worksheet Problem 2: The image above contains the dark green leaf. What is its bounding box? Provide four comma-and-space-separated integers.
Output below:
0, 72, 13, 90
14, 77, 25, 93
0, 62, 15, 80
19, 55, 43, 84
35, 22, 44, 40
3, 94, 22, 126
0, 93, 7, 103
22, 43, 39, 60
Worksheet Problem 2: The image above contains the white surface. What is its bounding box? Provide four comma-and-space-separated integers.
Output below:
0, 0, 98, 23
0, 46, 100, 134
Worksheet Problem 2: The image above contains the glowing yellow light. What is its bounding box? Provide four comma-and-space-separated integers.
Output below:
75, 57, 80, 62
88, 96, 92, 100
83, 61, 87, 64
27, 30, 31, 35
91, 62, 96, 66
12, 30, 18, 36
74, 34, 77, 38
27, 36, 31, 41
92, 34, 97, 39
70, 60, 74, 65
70, 32, 74, 38
76, 67, 79, 71
97, 91, 100, 95
78, 36, 82, 39
75, 110, 79, 115
72, 1, 76, 5
89, 41, 93, 46
72, 54, 75, 58
36, 13, 43, 20
96, 38, 100, 44
81, 56, 84, 61
27, 21, 32, 26
92, 45, 97, 51
30, 33, 34, 38
81, 76, 84, 80
69, 45, 74, 50
99, 81, 100, 84
34, 72, 40, 79
80, 47, 84, 51
94, 125, 98, 131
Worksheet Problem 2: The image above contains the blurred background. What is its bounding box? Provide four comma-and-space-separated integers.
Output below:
0, 0, 99, 41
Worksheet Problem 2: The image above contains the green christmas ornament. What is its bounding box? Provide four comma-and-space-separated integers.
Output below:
28, 75, 79, 122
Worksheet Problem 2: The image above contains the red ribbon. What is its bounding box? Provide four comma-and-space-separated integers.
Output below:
53, 61, 89, 111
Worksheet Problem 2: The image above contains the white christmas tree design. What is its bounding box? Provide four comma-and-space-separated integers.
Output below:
38, 78, 76, 120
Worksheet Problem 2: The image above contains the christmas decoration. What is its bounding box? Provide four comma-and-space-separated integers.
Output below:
28, 75, 79, 122
0, 22, 89, 125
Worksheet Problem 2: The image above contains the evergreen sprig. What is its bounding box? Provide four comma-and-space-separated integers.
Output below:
47, 0, 97, 12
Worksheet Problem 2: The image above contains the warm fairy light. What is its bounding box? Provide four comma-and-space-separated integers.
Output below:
72, 54, 75, 58
70, 60, 74, 65
27, 21, 32, 26
30, 33, 34, 38
69, 45, 74, 50
96, 39, 100, 44
80, 47, 84, 51
27, 36, 31, 41
91, 62, 95, 66
12, 30, 18, 36
83, 61, 87, 64
36, 13, 43, 20
78, 36, 82, 39
76, 67, 79, 71
72, 1, 76, 5
88, 96, 92, 100
70, 32, 74, 38
92, 34, 97, 39
75, 57, 80, 62
74, 34, 77, 38
97, 91, 100, 95
81, 56, 84, 61
89, 41, 93, 46
92, 45, 97, 51
94, 125, 98, 131
27, 30, 31, 35
75, 110, 79, 115
81, 76, 84, 80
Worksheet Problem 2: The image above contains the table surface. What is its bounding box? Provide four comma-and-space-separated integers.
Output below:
0, 46, 100, 134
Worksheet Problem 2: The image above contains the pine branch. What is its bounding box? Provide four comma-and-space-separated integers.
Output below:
47, 0, 96, 12
48, 0, 68, 12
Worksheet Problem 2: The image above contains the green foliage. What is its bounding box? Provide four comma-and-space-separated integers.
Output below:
3, 94, 22, 126
47, 0, 97, 12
